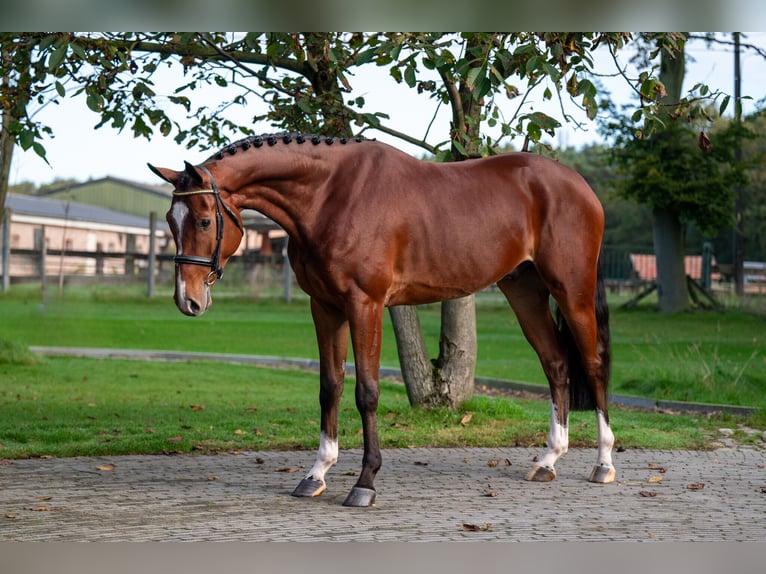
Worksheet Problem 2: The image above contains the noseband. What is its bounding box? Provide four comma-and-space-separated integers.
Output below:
172, 165, 244, 286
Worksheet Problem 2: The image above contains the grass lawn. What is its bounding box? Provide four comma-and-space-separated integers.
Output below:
0, 284, 764, 458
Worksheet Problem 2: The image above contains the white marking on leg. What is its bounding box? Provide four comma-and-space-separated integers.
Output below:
537, 401, 569, 470
595, 408, 615, 468
305, 431, 338, 483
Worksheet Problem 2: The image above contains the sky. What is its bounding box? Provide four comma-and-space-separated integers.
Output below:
8, 33, 766, 189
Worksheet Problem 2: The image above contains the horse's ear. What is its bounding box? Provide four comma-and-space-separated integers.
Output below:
147, 163, 181, 185
184, 161, 204, 186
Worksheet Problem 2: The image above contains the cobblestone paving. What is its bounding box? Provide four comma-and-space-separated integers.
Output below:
2, 446, 765, 541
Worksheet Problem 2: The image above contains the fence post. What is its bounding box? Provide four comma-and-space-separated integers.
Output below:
147, 212, 157, 298
1, 208, 10, 293
125, 235, 135, 276
35, 225, 47, 305
701, 241, 712, 291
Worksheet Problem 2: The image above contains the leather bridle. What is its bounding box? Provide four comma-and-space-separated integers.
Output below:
172, 165, 244, 286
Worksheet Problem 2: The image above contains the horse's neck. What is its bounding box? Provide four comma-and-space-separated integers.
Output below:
228, 151, 331, 241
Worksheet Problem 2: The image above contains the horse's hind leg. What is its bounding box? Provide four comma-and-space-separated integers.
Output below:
498, 263, 571, 482
541, 256, 616, 484
291, 299, 349, 498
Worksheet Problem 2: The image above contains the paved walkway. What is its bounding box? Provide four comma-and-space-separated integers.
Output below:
2, 445, 765, 541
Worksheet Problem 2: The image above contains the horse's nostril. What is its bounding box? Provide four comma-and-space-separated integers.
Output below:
188, 299, 202, 315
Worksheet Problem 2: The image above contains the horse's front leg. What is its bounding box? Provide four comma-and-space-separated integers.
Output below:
342, 297, 384, 507
291, 299, 349, 498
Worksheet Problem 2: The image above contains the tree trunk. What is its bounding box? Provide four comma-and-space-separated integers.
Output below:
0, 107, 12, 222
433, 296, 477, 407
652, 207, 688, 313
389, 297, 477, 409
0, 45, 15, 221
653, 38, 689, 313
388, 305, 433, 406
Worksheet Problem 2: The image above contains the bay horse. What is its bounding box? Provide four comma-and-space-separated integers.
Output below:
149, 132, 615, 507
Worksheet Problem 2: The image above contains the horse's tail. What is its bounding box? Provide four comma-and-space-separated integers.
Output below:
556, 253, 611, 411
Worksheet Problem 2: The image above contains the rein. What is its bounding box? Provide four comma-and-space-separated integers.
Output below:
172, 165, 244, 286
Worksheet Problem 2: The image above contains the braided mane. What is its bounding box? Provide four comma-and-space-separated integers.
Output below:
206, 132, 369, 162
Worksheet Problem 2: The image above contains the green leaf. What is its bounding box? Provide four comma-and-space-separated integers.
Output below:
55, 81, 66, 98
404, 65, 416, 88
719, 95, 731, 116
47, 43, 68, 72
32, 142, 48, 162
466, 66, 483, 89
355, 48, 377, 65
527, 111, 560, 131
542, 62, 560, 83
70, 42, 87, 60
452, 138, 468, 157
86, 92, 102, 112
18, 129, 33, 150
526, 122, 542, 142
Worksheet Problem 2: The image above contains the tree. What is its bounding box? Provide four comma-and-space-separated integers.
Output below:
1, 32, 715, 403
603, 34, 746, 312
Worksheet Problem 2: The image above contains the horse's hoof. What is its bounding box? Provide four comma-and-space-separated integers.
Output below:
342, 487, 376, 507
588, 464, 616, 484
291, 478, 326, 497
525, 465, 557, 482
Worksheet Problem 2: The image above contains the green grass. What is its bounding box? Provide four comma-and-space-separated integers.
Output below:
3, 284, 763, 407
0, 355, 719, 459
0, 284, 764, 458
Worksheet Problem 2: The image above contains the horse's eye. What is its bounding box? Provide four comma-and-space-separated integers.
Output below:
199, 219, 212, 231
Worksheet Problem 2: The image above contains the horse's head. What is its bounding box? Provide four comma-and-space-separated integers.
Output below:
148, 161, 244, 317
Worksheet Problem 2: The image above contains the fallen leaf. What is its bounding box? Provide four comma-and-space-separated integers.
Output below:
233, 429, 248, 435
35, 496, 52, 501
29, 506, 55, 511
96, 463, 116, 471
207, 476, 219, 481
687, 483, 705, 490
504, 458, 512, 466
460, 412, 473, 426
1, 460, 12, 466
648, 464, 667, 473
189, 404, 205, 411
487, 460, 499, 468
639, 491, 657, 498
166, 436, 183, 443
460, 522, 491, 532
5, 514, 17, 520
341, 471, 359, 476
276, 467, 298, 473
532, 455, 540, 463
648, 474, 664, 484
414, 461, 428, 466
255, 457, 265, 464
482, 485, 497, 497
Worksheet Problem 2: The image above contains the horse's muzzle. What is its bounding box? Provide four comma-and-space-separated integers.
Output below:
175, 284, 212, 317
